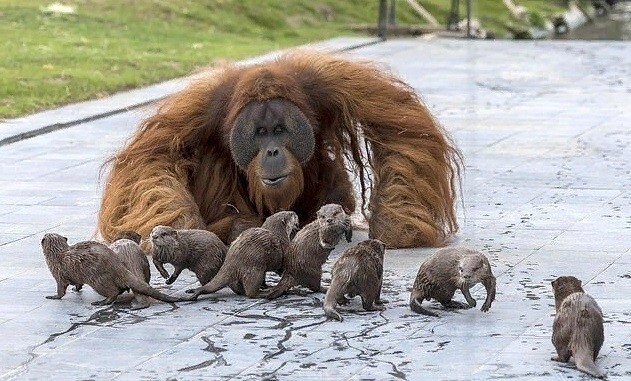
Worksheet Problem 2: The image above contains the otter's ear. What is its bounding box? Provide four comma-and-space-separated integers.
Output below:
578, 280, 582, 286
63, 236, 68, 243
551, 280, 556, 287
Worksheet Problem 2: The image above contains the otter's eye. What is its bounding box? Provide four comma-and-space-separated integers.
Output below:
459, 266, 463, 272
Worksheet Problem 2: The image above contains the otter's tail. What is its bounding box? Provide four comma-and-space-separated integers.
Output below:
189, 268, 232, 300
409, 289, 438, 317
323, 276, 347, 322
575, 350, 606, 379
263, 274, 297, 300
125, 271, 187, 303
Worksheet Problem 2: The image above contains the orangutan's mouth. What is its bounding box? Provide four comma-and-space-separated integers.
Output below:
262, 176, 287, 186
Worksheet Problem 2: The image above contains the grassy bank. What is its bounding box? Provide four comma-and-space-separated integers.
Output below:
0, 0, 423, 119
0, 1, 583, 119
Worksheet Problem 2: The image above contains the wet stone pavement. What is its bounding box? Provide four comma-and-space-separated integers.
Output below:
0, 38, 629, 380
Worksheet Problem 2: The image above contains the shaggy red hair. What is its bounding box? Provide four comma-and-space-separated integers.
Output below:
99, 51, 462, 248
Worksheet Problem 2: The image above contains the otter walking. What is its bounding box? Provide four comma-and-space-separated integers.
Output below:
41, 233, 187, 306
323, 239, 386, 321
149, 226, 226, 286
551, 276, 605, 379
409, 246, 496, 316
264, 204, 352, 300
189, 211, 299, 299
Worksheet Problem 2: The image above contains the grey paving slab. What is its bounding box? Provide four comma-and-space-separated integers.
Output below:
0, 38, 630, 381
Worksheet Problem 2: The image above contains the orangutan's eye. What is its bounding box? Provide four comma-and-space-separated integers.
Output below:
273, 125, 284, 135
256, 127, 267, 135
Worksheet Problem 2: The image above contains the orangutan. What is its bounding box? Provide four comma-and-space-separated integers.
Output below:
98, 51, 461, 248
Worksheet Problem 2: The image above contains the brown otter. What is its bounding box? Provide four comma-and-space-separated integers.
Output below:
149, 226, 227, 286
41, 233, 187, 306
409, 246, 496, 317
189, 211, 299, 299
263, 204, 352, 300
551, 276, 606, 379
109, 231, 152, 309
323, 239, 386, 321
112, 230, 142, 244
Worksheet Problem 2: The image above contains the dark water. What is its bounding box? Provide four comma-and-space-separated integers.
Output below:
556, 3, 631, 40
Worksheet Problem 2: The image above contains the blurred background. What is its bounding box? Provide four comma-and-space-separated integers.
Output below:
1, 0, 629, 120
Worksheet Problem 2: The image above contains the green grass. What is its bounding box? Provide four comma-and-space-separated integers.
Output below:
0, 1, 582, 119
0, 0, 423, 118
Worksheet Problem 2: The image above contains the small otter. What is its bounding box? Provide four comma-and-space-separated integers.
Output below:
323, 239, 386, 321
41, 233, 187, 306
112, 230, 142, 244
551, 276, 605, 379
109, 231, 152, 309
189, 211, 299, 299
409, 246, 496, 317
263, 204, 352, 300
149, 226, 227, 286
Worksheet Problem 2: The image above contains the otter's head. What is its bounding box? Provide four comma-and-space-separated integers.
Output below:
316, 204, 352, 249
458, 253, 490, 286
41, 233, 69, 256
262, 211, 299, 239
551, 276, 584, 311
359, 239, 386, 262
113, 230, 142, 245
149, 225, 179, 261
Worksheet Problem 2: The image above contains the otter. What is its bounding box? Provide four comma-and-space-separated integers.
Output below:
551, 276, 606, 379
323, 239, 386, 321
109, 231, 152, 309
189, 211, 299, 299
112, 230, 142, 244
263, 204, 352, 300
409, 246, 496, 317
149, 226, 227, 286
41, 233, 187, 306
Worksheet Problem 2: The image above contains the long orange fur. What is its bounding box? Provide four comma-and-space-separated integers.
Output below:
99, 51, 462, 248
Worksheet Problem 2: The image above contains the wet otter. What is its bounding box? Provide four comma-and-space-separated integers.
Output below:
409, 246, 496, 317
189, 211, 299, 299
323, 239, 386, 321
263, 204, 352, 300
109, 231, 152, 309
551, 276, 605, 379
149, 226, 226, 286
41, 233, 187, 306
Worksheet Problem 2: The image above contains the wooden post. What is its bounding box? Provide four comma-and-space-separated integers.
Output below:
448, 0, 460, 30
405, 0, 440, 26
388, 0, 396, 25
466, 0, 471, 37
378, 0, 388, 39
